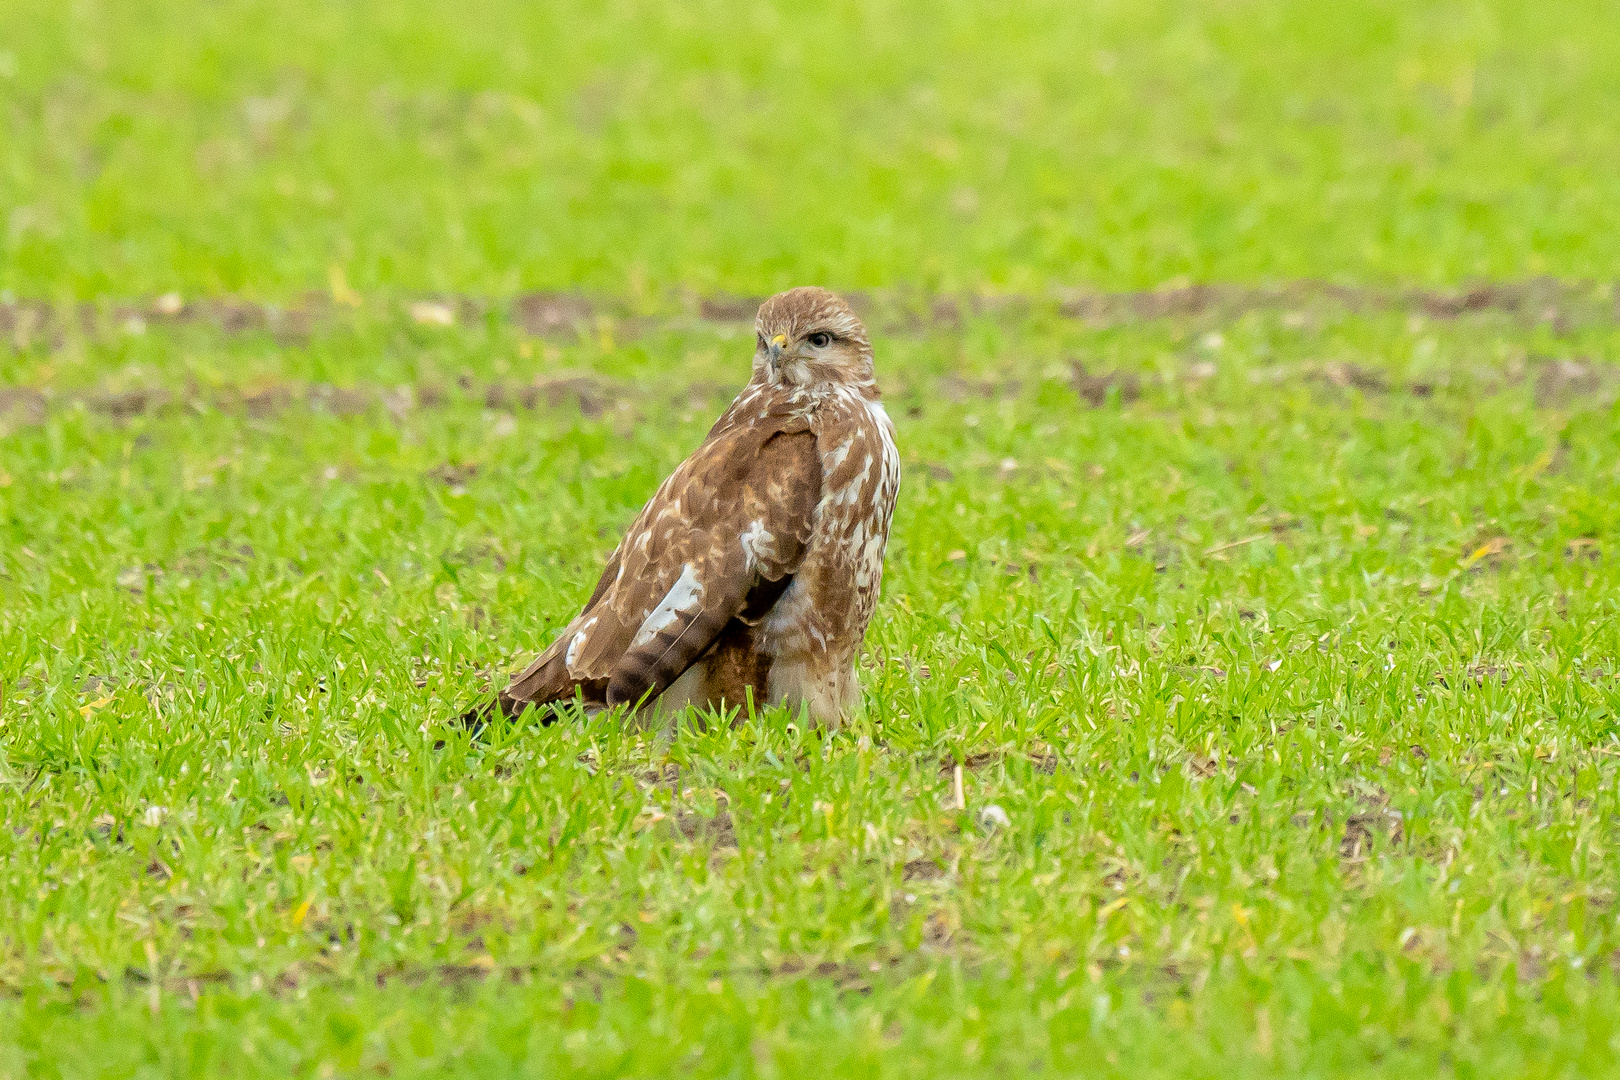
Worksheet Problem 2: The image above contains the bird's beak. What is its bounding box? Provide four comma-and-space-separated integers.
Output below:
767, 333, 787, 366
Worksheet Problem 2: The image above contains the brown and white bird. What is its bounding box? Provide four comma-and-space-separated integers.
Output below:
483, 287, 900, 728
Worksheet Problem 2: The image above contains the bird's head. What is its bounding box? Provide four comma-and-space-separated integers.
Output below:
752, 287, 875, 393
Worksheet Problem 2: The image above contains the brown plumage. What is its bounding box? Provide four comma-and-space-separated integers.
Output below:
480, 287, 900, 728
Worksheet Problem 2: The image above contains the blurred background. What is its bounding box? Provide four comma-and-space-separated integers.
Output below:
3, 0, 1616, 301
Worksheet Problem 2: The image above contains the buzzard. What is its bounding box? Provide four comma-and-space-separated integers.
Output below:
481, 287, 900, 728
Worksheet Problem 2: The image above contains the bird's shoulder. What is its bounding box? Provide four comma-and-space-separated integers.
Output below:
794, 388, 896, 491
703, 380, 817, 441
647, 391, 817, 514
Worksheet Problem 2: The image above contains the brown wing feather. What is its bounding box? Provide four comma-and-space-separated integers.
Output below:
605, 530, 748, 707
495, 545, 622, 715
502, 421, 819, 716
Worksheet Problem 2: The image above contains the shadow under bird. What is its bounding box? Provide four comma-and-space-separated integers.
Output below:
462, 287, 901, 730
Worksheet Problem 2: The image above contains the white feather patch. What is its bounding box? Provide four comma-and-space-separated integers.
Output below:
824, 435, 855, 474
631, 564, 705, 648
565, 614, 599, 669
739, 519, 776, 570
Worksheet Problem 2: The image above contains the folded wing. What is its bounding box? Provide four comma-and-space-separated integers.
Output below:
502, 424, 820, 715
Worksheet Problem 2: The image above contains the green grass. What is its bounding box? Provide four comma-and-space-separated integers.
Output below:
4, 0, 1620, 296
5, 0, 1620, 1076
4, 295, 1620, 1077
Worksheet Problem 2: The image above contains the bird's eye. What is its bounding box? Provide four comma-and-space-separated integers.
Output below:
808, 332, 832, 348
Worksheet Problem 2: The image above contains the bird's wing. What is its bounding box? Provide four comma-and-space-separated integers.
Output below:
505, 423, 820, 711
496, 544, 622, 713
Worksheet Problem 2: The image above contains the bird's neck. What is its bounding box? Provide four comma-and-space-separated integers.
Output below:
759, 372, 880, 401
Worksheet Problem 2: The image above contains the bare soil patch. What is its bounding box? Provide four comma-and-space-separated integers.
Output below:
4, 280, 1613, 354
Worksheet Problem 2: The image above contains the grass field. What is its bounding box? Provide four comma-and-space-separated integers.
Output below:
5, 1, 1620, 1077
4, 0, 1620, 295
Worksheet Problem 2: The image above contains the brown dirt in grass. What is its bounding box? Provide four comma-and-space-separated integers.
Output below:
698, 295, 767, 322
1056, 278, 1604, 330
1534, 359, 1613, 407
673, 808, 737, 849
902, 857, 948, 882
1313, 362, 1389, 393
1071, 362, 1142, 406
1337, 789, 1405, 863
2, 279, 1612, 354
0, 373, 624, 427
2, 314, 1615, 431
512, 292, 595, 337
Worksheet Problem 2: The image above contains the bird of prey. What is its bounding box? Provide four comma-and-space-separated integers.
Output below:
483, 287, 900, 728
